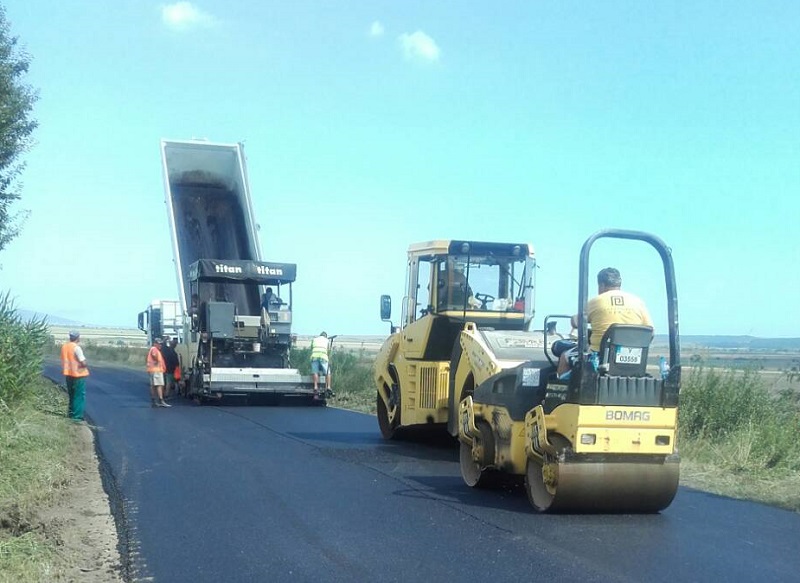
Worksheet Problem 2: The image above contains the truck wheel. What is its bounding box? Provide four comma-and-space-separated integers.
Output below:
460, 422, 496, 488
377, 388, 400, 440
189, 360, 206, 398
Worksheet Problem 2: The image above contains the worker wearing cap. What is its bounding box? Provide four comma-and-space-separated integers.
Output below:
147, 337, 170, 408
61, 331, 89, 421
310, 331, 331, 398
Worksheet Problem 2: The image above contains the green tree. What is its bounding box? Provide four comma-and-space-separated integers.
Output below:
0, 4, 37, 253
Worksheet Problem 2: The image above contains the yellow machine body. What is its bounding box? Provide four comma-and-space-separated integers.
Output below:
374, 240, 539, 439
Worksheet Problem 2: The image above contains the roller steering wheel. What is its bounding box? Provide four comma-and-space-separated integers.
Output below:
474, 293, 495, 310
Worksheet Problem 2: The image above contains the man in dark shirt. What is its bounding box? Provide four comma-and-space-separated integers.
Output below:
261, 287, 282, 311
261, 287, 283, 326
162, 338, 180, 399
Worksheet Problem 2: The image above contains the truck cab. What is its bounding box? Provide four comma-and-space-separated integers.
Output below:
137, 299, 182, 345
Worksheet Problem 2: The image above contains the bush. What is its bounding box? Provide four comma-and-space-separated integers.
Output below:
80, 342, 148, 368
328, 349, 376, 413
44, 336, 148, 369
679, 364, 800, 471
0, 292, 48, 408
0, 377, 74, 581
290, 346, 312, 374
679, 366, 772, 438
291, 345, 376, 413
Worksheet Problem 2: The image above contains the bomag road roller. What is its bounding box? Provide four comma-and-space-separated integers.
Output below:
374, 240, 555, 440
458, 229, 681, 512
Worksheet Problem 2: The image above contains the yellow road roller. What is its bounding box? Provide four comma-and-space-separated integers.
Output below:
373, 240, 544, 440
458, 229, 681, 512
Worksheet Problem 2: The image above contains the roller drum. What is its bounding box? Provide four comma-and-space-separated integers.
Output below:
526, 456, 680, 513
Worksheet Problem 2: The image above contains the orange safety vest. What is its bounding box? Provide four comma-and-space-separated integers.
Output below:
61, 341, 89, 378
146, 346, 166, 373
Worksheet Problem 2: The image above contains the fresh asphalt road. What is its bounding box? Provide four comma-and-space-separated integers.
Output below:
45, 362, 800, 583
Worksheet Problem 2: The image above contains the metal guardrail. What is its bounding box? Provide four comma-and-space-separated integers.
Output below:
49, 326, 149, 347
48, 326, 388, 351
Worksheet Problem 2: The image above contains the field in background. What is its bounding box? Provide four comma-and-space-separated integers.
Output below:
49, 325, 149, 347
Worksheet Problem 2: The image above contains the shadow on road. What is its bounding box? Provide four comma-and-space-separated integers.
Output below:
398, 474, 533, 513
288, 431, 384, 445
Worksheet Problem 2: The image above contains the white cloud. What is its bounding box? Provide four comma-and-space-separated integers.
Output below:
161, 2, 215, 31
369, 21, 384, 38
398, 30, 440, 62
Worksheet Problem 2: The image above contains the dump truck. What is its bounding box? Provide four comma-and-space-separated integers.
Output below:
374, 230, 680, 513
159, 139, 318, 403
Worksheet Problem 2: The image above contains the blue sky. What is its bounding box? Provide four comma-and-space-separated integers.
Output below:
1, 1, 798, 337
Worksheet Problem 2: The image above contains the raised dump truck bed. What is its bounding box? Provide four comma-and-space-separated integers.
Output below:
161, 140, 262, 316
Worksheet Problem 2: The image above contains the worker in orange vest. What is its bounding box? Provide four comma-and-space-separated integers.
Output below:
147, 337, 170, 408
61, 331, 89, 421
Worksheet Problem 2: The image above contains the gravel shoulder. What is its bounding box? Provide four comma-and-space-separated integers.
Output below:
44, 423, 123, 582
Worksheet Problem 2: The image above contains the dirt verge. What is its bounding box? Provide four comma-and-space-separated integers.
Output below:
30, 423, 124, 582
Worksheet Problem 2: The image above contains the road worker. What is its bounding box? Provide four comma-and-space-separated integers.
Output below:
310, 331, 331, 398
61, 331, 90, 421
147, 337, 170, 408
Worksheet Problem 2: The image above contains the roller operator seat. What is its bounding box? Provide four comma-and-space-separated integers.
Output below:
598, 324, 654, 377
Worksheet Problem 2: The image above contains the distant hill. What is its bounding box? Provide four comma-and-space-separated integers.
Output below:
657, 335, 800, 351
17, 310, 83, 326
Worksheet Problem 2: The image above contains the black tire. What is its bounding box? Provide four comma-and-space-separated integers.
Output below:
376, 389, 400, 440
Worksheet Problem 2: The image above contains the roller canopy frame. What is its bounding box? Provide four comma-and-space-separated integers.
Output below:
570, 229, 681, 407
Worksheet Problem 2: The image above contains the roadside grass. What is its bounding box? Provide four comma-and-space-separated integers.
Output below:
77, 342, 148, 368
0, 377, 76, 582
679, 455, 800, 510
678, 363, 800, 511
1, 293, 85, 581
